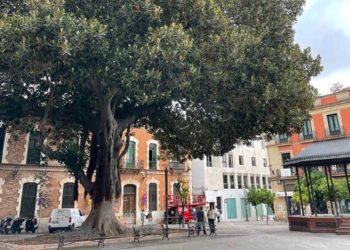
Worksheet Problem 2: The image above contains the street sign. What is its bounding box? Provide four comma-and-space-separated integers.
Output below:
280, 168, 291, 177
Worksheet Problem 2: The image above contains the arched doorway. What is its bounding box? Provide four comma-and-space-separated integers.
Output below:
123, 184, 136, 224
19, 182, 38, 218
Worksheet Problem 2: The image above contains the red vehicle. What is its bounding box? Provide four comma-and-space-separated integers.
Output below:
166, 194, 206, 224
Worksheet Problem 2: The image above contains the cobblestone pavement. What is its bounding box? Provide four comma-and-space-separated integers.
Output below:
74, 221, 350, 250
2, 221, 350, 250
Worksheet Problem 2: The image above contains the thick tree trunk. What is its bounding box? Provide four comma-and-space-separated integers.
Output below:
80, 99, 124, 236
81, 198, 122, 236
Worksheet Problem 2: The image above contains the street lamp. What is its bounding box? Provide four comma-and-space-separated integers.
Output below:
164, 166, 172, 239
244, 186, 249, 222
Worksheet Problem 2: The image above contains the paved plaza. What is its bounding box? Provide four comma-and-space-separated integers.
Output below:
2, 221, 350, 250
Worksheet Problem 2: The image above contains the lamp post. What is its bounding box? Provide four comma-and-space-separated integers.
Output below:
165, 167, 169, 238
244, 186, 249, 222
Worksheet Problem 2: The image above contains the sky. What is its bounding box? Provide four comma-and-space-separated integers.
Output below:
294, 0, 350, 95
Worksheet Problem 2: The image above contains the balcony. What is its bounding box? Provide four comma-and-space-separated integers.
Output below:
300, 133, 314, 141
169, 161, 185, 170
275, 135, 291, 144
325, 126, 344, 138
120, 160, 144, 173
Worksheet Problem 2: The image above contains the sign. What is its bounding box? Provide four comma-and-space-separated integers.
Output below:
275, 191, 293, 197
280, 168, 291, 177
142, 194, 147, 205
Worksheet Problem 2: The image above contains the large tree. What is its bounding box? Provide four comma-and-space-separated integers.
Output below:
0, 0, 321, 235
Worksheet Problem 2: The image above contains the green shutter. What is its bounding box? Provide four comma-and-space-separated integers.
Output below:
126, 142, 135, 168
27, 133, 41, 165
241, 198, 251, 218
149, 143, 157, 169
227, 198, 237, 219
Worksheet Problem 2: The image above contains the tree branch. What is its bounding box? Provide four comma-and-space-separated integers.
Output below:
119, 125, 131, 159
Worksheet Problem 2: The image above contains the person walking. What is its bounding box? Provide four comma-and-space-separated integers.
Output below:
196, 207, 206, 235
141, 209, 145, 227
147, 210, 153, 224
208, 207, 216, 236
216, 208, 221, 223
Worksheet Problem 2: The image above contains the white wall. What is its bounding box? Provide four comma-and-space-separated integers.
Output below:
190, 140, 271, 221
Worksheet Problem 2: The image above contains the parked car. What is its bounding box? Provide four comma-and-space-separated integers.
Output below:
48, 208, 85, 233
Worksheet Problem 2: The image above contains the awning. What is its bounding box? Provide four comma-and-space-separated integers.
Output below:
283, 137, 350, 167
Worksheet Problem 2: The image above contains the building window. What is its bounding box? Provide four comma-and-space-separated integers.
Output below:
327, 114, 341, 136
268, 178, 271, 189
281, 153, 291, 164
262, 177, 267, 189
250, 176, 255, 187
256, 177, 261, 188
243, 176, 248, 188
230, 175, 235, 189
223, 175, 228, 189
278, 133, 289, 144
0, 128, 5, 162
239, 155, 244, 165
126, 141, 136, 168
148, 143, 157, 169
222, 154, 227, 168
237, 175, 242, 189
20, 182, 38, 218
27, 133, 41, 165
251, 157, 256, 166
228, 154, 233, 168
62, 183, 75, 208
302, 119, 313, 140
263, 158, 267, 167
206, 155, 213, 167
261, 141, 266, 149
149, 183, 157, 211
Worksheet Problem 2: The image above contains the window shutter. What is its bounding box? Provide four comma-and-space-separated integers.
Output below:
62, 183, 75, 208
20, 183, 38, 218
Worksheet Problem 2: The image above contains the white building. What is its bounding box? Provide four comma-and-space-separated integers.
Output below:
191, 141, 271, 221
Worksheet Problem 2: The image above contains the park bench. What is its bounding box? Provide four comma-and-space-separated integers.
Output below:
57, 233, 105, 250
132, 224, 167, 242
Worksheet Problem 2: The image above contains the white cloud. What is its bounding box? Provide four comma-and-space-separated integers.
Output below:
303, 0, 317, 12
324, 0, 350, 37
311, 69, 350, 95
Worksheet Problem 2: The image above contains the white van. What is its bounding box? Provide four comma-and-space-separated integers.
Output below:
48, 208, 85, 233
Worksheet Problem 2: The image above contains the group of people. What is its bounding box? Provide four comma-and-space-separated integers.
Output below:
139, 205, 222, 235
195, 206, 221, 236
140, 209, 153, 227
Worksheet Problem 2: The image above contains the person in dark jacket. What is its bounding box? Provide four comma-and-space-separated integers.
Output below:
196, 207, 206, 235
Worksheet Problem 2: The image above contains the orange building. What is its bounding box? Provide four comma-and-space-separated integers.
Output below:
0, 127, 190, 228
267, 88, 350, 220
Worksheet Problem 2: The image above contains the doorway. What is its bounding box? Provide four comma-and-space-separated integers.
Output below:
123, 184, 136, 224
226, 198, 237, 219
19, 182, 38, 218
